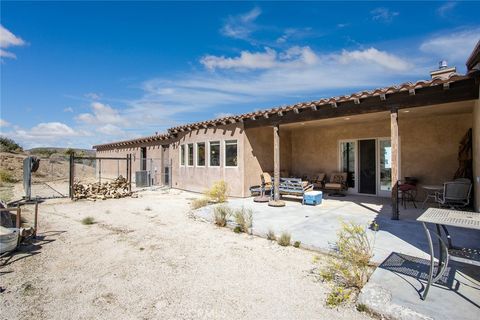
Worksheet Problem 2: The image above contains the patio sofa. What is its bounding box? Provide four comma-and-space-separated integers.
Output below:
278, 178, 313, 200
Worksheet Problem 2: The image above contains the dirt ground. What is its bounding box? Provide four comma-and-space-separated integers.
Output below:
0, 189, 371, 320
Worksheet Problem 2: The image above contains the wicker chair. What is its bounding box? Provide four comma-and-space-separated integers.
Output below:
324, 172, 348, 196
311, 173, 326, 190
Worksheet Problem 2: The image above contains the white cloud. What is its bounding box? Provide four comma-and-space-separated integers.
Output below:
437, 2, 457, 17
420, 28, 480, 64
371, 8, 399, 23
201, 48, 277, 70
76, 102, 123, 125
84, 92, 102, 100
0, 119, 10, 127
0, 25, 26, 59
201, 46, 319, 71
97, 124, 125, 136
339, 47, 412, 71
221, 7, 261, 41
214, 112, 234, 119
63, 107, 74, 113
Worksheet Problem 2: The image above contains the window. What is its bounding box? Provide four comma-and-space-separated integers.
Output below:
225, 140, 237, 167
209, 141, 220, 166
197, 142, 205, 166
340, 141, 355, 188
188, 143, 194, 166
180, 145, 185, 166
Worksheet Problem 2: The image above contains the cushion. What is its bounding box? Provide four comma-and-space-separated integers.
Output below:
325, 183, 342, 189
331, 174, 344, 184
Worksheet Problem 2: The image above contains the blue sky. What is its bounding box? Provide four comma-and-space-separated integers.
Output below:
1, 1, 479, 149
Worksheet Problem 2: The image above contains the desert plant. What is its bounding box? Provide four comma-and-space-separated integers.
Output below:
0, 136, 23, 153
277, 231, 291, 246
266, 229, 276, 241
293, 241, 301, 248
233, 226, 242, 233
326, 286, 351, 307
205, 180, 228, 203
191, 197, 209, 209
234, 207, 253, 233
81, 216, 96, 225
0, 169, 17, 183
213, 205, 232, 227
319, 221, 377, 305
356, 303, 368, 312
145, 206, 152, 211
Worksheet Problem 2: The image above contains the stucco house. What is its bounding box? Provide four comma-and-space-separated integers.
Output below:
94, 42, 480, 212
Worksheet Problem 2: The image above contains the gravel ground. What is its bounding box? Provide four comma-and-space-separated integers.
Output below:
1, 189, 371, 320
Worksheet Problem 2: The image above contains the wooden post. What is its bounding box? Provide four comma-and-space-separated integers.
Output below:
391, 108, 400, 220
269, 124, 285, 207
16, 204, 21, 229
69, 153, 74, 199
34, 199, 38, 238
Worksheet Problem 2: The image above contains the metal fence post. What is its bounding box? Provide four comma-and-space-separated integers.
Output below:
98, 158, 102, 183
69, 153, 74, 199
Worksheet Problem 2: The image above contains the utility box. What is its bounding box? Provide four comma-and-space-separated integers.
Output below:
135, 171, 151, 188
303, 191, 323, 206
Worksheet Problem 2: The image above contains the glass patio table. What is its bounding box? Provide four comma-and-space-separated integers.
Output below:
417, 208, 480, 300
421, 185, 443, 208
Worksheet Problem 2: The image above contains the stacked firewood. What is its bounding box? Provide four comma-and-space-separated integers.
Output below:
73, 176, 132, 200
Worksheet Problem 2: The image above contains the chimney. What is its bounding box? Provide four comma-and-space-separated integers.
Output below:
430, 60, 456, 80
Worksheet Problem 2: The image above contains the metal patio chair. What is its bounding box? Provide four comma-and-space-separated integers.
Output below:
435, 180, 472, 209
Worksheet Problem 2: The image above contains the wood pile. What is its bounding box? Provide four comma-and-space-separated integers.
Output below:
73, 176, 131, 200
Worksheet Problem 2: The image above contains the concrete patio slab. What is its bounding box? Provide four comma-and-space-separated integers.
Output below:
193, 194, 480, 319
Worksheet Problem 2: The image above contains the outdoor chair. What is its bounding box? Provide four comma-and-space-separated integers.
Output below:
311, 173, 326, 190
399, 177, 418, 209
324, 172, 348, 197
278, 178, 313, 202
435, 179, 472, 209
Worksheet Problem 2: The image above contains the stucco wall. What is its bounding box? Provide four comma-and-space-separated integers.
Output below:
473, 88, 480, 212
244, 111, 473, 198
95, 141, 167, 183
170, 124, 246, 197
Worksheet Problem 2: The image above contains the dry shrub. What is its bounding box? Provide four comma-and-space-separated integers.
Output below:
81, 216, 95, 225
191, 197, 209, 209
266, 229, 276, 241
205, 180, 228, 203
0, 169, 17, 183
277, 232, 291, 246
234, 207, 253, 233
213, 205, 232, 227
293, 241, 301, 248
319, 221, 377, 306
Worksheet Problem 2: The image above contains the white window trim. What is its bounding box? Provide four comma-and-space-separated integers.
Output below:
180, 144, 185, 167
187, 143, 194, 167
208, 141, 221, 167
196, 142, 206, 167
224, 139, 238, 168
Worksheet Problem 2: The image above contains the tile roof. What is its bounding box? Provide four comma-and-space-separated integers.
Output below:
94, 71, 473, 149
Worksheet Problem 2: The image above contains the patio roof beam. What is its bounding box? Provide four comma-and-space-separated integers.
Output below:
268, 124, 285, 207
244, 77, 478, 129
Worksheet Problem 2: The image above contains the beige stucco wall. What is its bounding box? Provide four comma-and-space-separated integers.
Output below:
95, 141, 168, 184
473, 87, 480, 212
170, 124, 246, 197
244, 110, 473, 198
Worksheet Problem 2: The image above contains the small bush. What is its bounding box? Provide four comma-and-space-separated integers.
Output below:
145, 206, 152, 211
0, 136, 23, 153
266, 229, 276, 241
213, 205, 232, 227
293, 241, 301, 248
234, 207, 253, 233
81, 216, 95, 225
205, 180, 228, 203
277, 232, 291, 246
356, 303, 368, 312
326, 286, 351, 308
233, 226, 242, 233
0, 169, 17, 183
191, 197, 209, 209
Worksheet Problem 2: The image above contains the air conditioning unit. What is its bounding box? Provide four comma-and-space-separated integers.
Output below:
135, 171, 151, 187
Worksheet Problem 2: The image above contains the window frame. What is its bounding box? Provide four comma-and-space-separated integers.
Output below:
209, 141, 221, 167
187, 143, 194, 167
196, 142, 206, 167
224, 139, 238, 168
180, 144, 185, 166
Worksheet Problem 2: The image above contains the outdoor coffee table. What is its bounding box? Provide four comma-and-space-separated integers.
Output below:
417, 208, 480, 300
421, 185, 443, 208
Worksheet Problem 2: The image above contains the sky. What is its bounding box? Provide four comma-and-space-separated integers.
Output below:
0, 1, 479, 149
